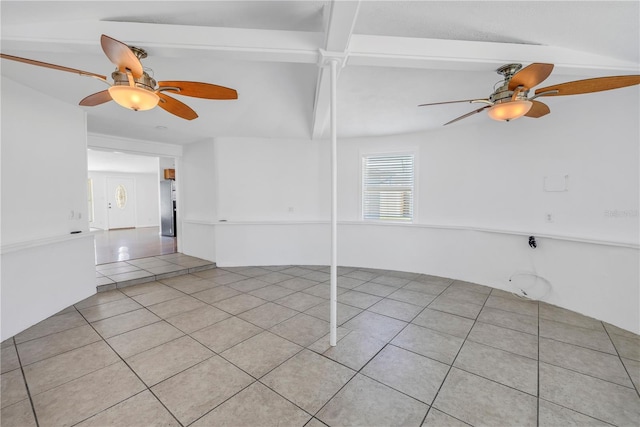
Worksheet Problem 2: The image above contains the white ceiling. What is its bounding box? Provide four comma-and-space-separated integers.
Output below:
2, 1, 638, 145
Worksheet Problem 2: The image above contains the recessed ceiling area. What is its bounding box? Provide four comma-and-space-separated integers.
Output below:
1, 1, 638, 144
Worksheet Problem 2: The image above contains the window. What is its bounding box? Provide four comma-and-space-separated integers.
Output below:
362, 153, 414, 221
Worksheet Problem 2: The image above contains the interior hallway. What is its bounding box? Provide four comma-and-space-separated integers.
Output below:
93, 227, 176, 265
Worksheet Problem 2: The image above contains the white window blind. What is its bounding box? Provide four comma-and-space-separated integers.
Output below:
362, 154, 414, 221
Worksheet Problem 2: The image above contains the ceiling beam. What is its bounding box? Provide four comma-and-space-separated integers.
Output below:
311, 0, 361, 139
347, 35, 640, 75
1, 20, 323, 64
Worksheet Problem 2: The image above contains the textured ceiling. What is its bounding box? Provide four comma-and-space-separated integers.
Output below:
1, 1, 638, 146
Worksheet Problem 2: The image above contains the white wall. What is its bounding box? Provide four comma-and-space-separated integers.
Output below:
180, 139, 217, 260
178, 86, 638, 333
1, 77, 95, 340
88, 171, 160, 229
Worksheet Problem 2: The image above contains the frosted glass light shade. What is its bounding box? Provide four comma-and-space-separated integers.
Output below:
108, 85, 159, 111
487, 100, 532, 121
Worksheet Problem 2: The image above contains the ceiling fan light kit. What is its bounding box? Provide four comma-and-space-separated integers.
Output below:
0, 34, 238, 120
108, 85, 159, 111
419, 62, 640, 126
487, 99, 532, 121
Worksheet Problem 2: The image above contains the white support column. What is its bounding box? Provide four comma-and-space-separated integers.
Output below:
329, 57, 338, 346
318, 49, 347, 347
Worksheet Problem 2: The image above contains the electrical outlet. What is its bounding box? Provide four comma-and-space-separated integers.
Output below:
288, 207, 294, 213
545, 213, 554, 223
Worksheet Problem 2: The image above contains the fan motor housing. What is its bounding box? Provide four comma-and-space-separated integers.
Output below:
111, 70, 157, 91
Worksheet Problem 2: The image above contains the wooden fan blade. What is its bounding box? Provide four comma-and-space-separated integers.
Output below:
79, 90, 112, 106
535, 75, 640, 96
100, 34, 143, 78
158, 81, 238, 99
0, 53, 107, 81
157, 93, 198, 120
525, 100, 550, 118
419, 99, 487, 107
509, 63, 554, 90
444, 105, 490, 126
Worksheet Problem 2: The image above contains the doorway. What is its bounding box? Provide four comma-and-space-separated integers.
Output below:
106, 176, 136, 229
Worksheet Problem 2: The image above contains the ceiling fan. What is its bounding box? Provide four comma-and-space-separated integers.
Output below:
0, 34, 238, 120
419, 63, 640, 125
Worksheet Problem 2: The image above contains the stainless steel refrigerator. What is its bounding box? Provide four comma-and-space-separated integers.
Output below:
160, 180, 176, 237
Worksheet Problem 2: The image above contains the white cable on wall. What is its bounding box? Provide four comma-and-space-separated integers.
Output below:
508, 271, 551, 300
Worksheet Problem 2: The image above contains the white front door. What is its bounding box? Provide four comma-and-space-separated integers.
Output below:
106, 177, 136, 229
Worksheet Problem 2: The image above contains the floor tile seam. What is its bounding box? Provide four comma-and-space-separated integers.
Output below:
218, 344, 306, 383
188, 289, 248, 308
95, 313, 166, 339
539, 359, 640, 394
268, 294, 327, 314
236, 309, 301, 331
12, 335, 40, 427
186, 379, 267, 426
539, 315, 610, 334
26, 358, 123, 399
13, 320, 91, 347
599, 324, 640, 399
383, 293, 432, 308
159, 303, 229, 327
382, 342, 455, 368
212, 297, 271, 317
420, 305, 478, 322
478, 302, 540, 320
82, 303, 149, 324
136, 353, 219, 391
168, 311, 232, 337
187, 319, 266, 355
448, 283, 493, 296
537, 334, 618, 356
139, 265, 190, 275
254, 379, 323, 421
67, 389, 156, 427
474, 318, 540, 338
464, 335, 539, 362
14, 322, 96, 350
422, 293, 492, 422
539, 334, 634, 358
430, 293, 487, 308
109, 326, 189, 360
355, 363, 437, 407
143, 289, 205, 313
74, 294, 128, 311
364, 300, 425, 323
536, 397, 618, 427
304, 363, 359, 421
77, 310, 186, 427
450, 358, 539, 398
99, 266, 145, 276
89, 331, 185, 426
133, 287, 195, 308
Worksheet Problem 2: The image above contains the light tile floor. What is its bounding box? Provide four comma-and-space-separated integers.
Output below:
2, 263, 639, 426
96, 253, 215, 291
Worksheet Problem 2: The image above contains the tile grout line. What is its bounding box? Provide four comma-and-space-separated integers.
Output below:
601, 320, 640, 399
12, 336, 41, 427
311, 279, 458, 425
419, 283, 494, 426
73, 307, 186, 427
